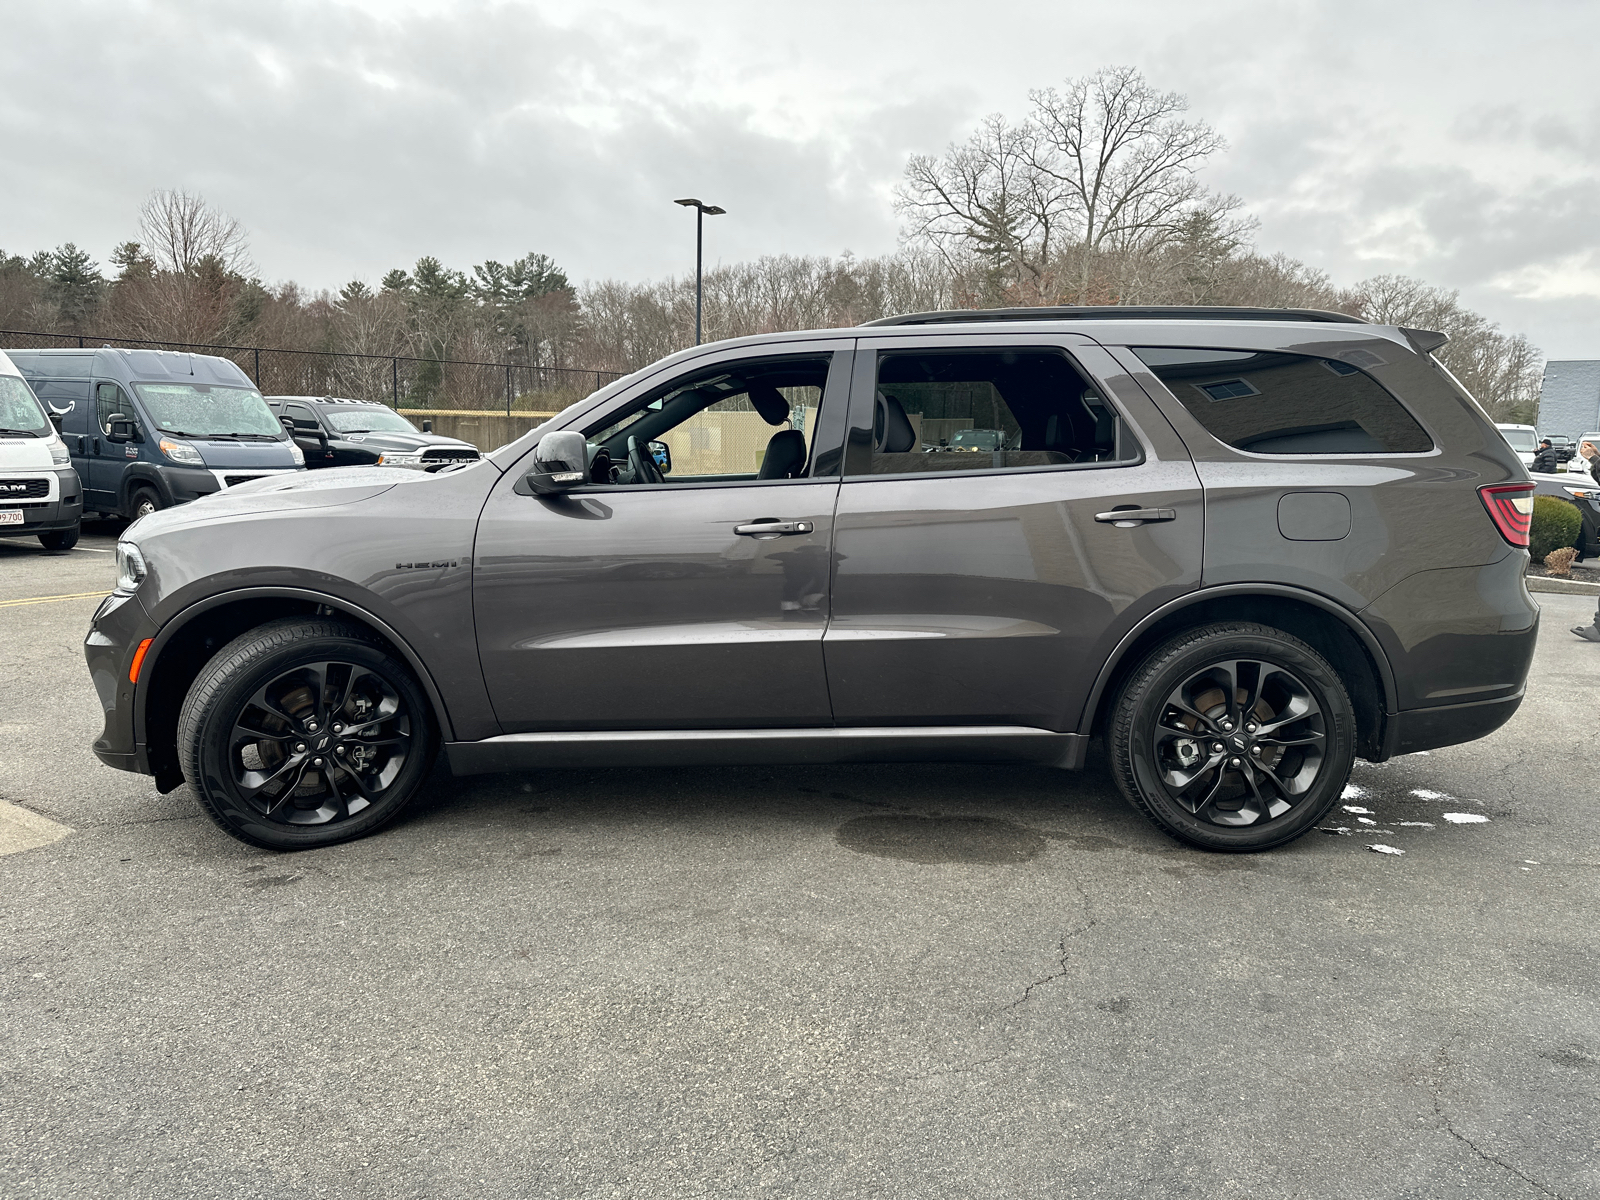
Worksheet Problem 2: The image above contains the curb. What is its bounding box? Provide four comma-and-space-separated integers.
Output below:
1528, 576, 1600, 595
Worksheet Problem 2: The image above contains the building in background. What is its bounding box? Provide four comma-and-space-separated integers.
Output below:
1537, 361, 1600, 438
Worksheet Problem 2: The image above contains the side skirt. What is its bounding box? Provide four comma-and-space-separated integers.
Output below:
445, 726, 1090, 775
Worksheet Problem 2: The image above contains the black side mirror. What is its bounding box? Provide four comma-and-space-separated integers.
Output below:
421, 420, 433, 433
279, 416, 295, 436
647, 440, 671, 474
107, 413, 139, 442
523, 430, 589, 495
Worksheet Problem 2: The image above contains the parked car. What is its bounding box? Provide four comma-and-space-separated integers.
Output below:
1547, 433, 1577, 464
5, 348, 303, 520
1530, 470, 1600, 560
86, 305, 1538, 854
0, 349, 82, 550
264, 395, 481, 470
1495, 422, 1539, 468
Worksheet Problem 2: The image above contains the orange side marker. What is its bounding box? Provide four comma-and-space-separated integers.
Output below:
129, 638, 153, 683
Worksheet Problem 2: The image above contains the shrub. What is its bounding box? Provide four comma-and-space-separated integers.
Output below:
1545, 546, 1578, 576
1529, 495, 1582, 561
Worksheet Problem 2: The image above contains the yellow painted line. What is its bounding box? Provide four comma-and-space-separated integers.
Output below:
0, 589, 112, 609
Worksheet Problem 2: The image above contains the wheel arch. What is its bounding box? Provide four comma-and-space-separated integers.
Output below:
138, 586, 457, 792
1081, 584, 1396, 761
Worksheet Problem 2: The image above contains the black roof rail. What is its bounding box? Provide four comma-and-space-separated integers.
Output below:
860, 305, 1366, 328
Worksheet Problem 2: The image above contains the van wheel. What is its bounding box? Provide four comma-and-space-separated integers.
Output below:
38, 524, 80, 552
1109, 622, 1355, 852
128, 486, 162, 521
177, 617, 437, 851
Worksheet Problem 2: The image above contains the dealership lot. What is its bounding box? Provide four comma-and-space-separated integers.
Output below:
1, 533, 1596, 1199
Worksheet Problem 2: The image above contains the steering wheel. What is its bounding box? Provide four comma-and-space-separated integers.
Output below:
627, 436, 664, 485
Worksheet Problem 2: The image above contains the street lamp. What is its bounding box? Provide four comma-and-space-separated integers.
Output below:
674, 197, 726, 345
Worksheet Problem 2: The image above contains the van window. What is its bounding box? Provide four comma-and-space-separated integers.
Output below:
97, 383, 131, 435
1133, 347, 1433, 455
130, 382, 283, 438
0, 376, 51, 437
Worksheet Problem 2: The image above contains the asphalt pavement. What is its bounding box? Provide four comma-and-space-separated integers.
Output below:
2, 526, 1596, 1199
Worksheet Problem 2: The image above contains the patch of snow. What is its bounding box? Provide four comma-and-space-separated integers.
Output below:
1520, 867, 1532, 872
1524, 860, 1541, 865
1442, 812, 1490, 824
1398, 821, 1436, 828
1368, 844, 1405, 855
1410, 788, 1450, 800
1357, 817, 1377, 825
1342, 783, 1369, 801
1342, 805, 1372, 814
1408, 751, 1431, 756
1319, 826, 1353, 836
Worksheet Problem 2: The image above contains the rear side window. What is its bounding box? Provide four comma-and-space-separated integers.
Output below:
1132, 347, 1433, 455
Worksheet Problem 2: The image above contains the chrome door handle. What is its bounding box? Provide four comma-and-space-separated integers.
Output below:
1094, 507, 1177, 525
734, 519, 813, 537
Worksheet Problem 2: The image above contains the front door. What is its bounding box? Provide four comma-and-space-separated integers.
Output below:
473, 343, 852, 733
89, 381, 136, 511
824, 334, 1204, 732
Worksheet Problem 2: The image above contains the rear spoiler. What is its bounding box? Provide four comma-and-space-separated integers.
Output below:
1402, 327, 1449, 354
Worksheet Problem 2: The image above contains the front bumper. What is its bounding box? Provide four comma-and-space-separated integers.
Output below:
0, 466, 82, 536
85, 590, 158, 777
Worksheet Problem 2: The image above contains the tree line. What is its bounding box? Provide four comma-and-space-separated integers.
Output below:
0, 68, 1541, 420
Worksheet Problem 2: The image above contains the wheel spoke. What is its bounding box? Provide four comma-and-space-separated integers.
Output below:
1242, 762, 1291, 820
260, 758, 312, 813
1258, 729, 1324, 747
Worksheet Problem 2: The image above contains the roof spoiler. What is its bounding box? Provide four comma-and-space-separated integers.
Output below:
1402, 327, 1449, 353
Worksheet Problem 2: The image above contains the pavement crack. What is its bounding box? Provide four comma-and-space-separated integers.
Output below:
1427, 1045, 1570, 1200
1004, 875, 1097, 1010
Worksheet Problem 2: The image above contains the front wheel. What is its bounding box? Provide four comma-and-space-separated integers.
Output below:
1108, 622, 1355, 852
128, 486, 163, 522
39, 524, 79, 551
178, 618, 437, 850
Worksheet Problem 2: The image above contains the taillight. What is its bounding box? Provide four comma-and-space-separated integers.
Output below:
1478, 483, 1535, 547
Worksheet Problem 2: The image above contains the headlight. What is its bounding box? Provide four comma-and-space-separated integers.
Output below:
159, 438, 204, 466
287, 442, 305, 466
115, 542, 148, 593
1563, 487, 1596, 499
47, 435, 70, 465
378, 452, 424, 466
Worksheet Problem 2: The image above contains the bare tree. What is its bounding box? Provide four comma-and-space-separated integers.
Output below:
139, 189, 252, 275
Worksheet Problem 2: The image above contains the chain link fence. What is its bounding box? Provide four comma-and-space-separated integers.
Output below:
0, 328, 624, 415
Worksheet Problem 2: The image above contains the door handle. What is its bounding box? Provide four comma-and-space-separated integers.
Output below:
734, 519, 813, 537
91, 437, 99, 455
1094, 507, 1177, 526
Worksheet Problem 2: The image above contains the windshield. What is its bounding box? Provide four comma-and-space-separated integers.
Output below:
132, 382, 283, 438
0, 374, 51, 437
1499, 428, 1538, 451
322, 407, 418, 434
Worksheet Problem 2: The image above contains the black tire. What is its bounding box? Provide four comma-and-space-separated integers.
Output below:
178, 617, 437, 850
38, 524, 79, 551
1108, 622, 1355, 852
128, 486, 162, 522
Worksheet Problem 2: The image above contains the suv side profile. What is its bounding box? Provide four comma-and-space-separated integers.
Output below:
84, 307, 1538, 853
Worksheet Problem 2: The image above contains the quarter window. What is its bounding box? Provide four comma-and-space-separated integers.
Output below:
1132, 347, 1432, 455
856, 348, 1133, 476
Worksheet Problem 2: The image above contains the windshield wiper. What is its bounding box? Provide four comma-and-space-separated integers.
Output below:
0, 427, 42, 436
229, 433, 283, 441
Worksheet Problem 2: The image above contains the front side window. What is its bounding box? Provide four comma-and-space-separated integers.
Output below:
1133, 346, 1433, 455
856, 348, 1131, 476
0, 375, 51, 437
323, 406, 418, 434
131, 382, 284, 438
587, 354, 833, 483
96, 382, 129, 435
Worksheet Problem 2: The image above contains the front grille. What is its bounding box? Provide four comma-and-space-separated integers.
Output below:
0, 501, 50, 509
0, 478, 49, 499
224, 474, 265, 487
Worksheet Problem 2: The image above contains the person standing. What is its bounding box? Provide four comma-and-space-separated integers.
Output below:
1571, 440, 1600, 641
1531, 437, 1559, 474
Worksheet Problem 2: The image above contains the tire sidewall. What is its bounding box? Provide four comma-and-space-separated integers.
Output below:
190, 632, 434, 850
1117, 627, 1355, 851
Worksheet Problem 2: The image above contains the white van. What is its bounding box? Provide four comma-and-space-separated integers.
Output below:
1495, 422, 1539, 468
0, 349, 82, 550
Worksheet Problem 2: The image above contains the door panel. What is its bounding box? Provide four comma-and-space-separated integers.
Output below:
824, 336, 1204, 731
474, 481, 839, 732
90, 382, 132, 509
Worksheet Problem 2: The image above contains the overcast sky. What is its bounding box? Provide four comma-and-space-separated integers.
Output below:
4, 0, 1600, 357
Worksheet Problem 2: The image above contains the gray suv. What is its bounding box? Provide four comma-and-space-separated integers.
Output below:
85, 307, 1539, 852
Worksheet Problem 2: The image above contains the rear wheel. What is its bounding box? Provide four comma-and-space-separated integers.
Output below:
1109, 622, 1355, 852
178, 618, 436, 850
38, 524, 79, 551
128, 486, 162, 521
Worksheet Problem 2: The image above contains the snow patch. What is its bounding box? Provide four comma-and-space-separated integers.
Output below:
1341, 783, 1369, 801
1342, 805, 1372, 814
1319, 826, 1353, 836
1442, 812, 1490, 824
1410, 788, 1450, 800
1398, 821, 1436, 828
1356, 817, 1377, 825
1368, 844, 1405, 855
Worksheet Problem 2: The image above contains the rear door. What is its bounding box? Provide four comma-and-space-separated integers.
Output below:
824, 332, 1203, 732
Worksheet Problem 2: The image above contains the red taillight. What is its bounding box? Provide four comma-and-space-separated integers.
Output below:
129, 638, 153, 684
1478, 483, 1535, 547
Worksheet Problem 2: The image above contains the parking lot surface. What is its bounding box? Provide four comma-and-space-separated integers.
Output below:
2, 527, 1596, 1199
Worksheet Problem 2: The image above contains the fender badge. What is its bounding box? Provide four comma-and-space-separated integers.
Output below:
396, 560, 459, 570
125, 445, 138, 458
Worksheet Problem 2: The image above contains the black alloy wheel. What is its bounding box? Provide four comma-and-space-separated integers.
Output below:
1109, 622, 1354, 851
178, 618, 435, 849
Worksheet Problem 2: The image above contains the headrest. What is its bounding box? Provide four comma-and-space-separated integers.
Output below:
748, 385, 790, 426
757, 428, 808, 480
874, 392, 916, 453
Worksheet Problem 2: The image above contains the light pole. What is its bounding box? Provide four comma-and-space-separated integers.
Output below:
674, 197, 725, 345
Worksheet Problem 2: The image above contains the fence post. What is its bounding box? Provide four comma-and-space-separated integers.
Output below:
595, 371, 602, 393
392, 358, 399, 409
253, 347, 261, 385
506, 364, 513, 417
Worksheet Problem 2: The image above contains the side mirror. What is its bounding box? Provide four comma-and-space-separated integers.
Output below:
523, 430, 589, 495
421, 419, 433, 433
107, 414, 139, 442
647, 440, 671, 474
279, 416, 295, 435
